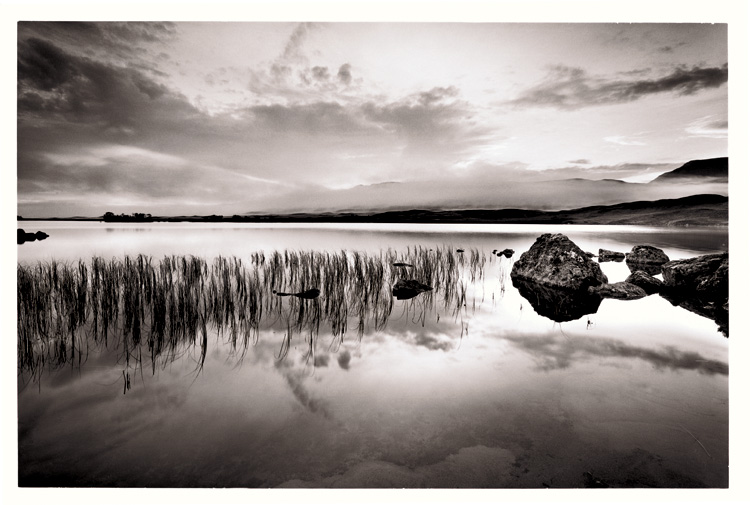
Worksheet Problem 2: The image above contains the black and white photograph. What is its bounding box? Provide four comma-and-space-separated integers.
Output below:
5, 0, 749, 502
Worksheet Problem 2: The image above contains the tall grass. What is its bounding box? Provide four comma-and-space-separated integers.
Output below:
18, 246, 487, 381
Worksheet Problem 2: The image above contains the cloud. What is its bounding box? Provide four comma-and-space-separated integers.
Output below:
568, 159, 591, 165
18, 35, 194, 131
362, 86, 472, 142
511, 63, 728, 109
311, 66, 330, 81
685, 115, 728, 139
281, 22, 317, 62
604, 135, 647, 146
337, 63, 352, 85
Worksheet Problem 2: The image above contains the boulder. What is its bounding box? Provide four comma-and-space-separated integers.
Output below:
499, 248, 514, 258
34, 231, 49, 240
513, 278, 602, 322
626, 245, 670, 265
660, 252, 729, 337
392, 279, 433, 300
510, 233, 608, 290
588, 282, 648, 300
598, 248, 625, 262
625, 270, 663, 295
661, 252, 728, 299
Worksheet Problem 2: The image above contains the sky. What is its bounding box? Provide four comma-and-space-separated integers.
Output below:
16, 20, 729, 217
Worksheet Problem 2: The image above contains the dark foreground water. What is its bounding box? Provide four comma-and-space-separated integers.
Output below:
16, 222, 729, 488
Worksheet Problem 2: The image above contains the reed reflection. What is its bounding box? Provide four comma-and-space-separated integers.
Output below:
17, 246, 487, 386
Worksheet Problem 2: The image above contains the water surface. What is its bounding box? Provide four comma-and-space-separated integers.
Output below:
17, 222, 729, 488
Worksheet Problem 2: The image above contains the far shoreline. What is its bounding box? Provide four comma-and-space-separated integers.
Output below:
16, 194, 729, 228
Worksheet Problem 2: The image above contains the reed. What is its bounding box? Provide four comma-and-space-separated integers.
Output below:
17, 245, 488, 381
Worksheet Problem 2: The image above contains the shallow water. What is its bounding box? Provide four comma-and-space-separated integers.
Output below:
17, 222, 728, 488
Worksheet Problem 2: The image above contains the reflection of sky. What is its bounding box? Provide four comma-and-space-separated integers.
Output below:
17, 221, 728, 264
17, 224, 728, 487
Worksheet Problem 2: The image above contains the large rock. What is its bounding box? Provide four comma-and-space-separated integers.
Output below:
513, 278, 602, 322
588, 282, 647, 300
598, 248, 625, 262
511, 233, 608, 290
626, 245, 670, 265
625, 270, 664, 295
392, 279, 433, 300
661, 253, 728, 299
660, 252, 729, 337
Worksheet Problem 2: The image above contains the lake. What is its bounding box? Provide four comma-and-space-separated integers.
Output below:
16, 221, 729, 488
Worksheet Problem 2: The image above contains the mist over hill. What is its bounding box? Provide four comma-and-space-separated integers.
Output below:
241, 157, 729, 216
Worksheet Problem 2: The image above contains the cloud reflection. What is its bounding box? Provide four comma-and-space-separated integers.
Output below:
505, 333, 727, 375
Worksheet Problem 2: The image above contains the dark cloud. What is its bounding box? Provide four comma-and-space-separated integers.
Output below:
247, 102, 372, 135
18, 37, 76, 91
337, 63, 352, 85
311, 66, 329, 81
18, 22, 176, 72
362, 86, 468, 140
506, 334, 727, 375
18, 36, 196, 131
511, 63, 728, 109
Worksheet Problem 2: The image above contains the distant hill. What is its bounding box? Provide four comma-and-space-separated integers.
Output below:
24, 194, 727, 226
652, 157, 728, 182
356, 194, 728, 226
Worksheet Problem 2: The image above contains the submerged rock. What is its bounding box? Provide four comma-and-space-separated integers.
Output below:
626, 245, 670, 265
392, 279, 433, 300
511, 233, 608, 290
625, 270, 664, 295
598, 248, 625, 262
513, 277, 602, 322
588, 282, 648, 300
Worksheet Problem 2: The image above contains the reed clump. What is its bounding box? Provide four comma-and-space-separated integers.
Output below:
17, 246, 487, 379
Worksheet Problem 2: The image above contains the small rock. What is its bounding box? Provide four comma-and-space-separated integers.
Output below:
588, 282, 648, 300
626, 245, 670, 265
625, 270, 663, 295
598, 248, 625, 262
392, 279, 433, 300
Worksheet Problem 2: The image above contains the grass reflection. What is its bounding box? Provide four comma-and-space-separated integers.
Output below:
18, 246, 487, 383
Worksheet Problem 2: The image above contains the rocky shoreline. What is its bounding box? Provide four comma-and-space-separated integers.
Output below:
510, 233, 729, 336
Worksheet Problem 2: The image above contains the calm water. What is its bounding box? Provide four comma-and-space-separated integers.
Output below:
17, 221, 729, 488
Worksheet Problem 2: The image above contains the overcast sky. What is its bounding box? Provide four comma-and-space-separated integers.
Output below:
16, 21, 728, 217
